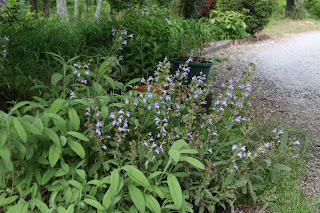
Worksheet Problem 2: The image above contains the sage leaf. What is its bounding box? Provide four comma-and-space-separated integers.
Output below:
167, 174, 182, 209
128, 184, 145, 213
12, 117, 27, 143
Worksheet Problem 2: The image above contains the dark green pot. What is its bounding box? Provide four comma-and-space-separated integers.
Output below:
170, 58, 214, 84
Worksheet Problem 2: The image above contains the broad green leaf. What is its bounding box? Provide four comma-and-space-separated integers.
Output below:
110, 169, 120, 195
169, 150, 180, 163
26, 144, 34, 160
21, 121, 42, 135
264, 159, 271, 167
31, 183, 38, 199
66, 204, 75, 213
49, 99, 65, 114
68, 180, 83, 189
148, 171, 162, 180
128, 184, 145, 213
60, 136, 67, 146
45, 113, 66, 125
66, 131, 89, 141
64, 188, 73, 204
83, 199, 105, 211
34, 198, 49, 212
223, 138, 240, 147
76, 169, 86, 180
3, 195, 18, 205
126, 78, 141, 87
104, 75, 115, 88
68, 108, 80, 130
248, 179, 257, 203
89, 161, 101, 177
55, 168, 68, 177
6, 199, 28, 213
93, 82, 103, 95
145, 194, 161, 213
235, 179, 248, 188
181, 156, 205, 170
167, 174, 182, 209
12, 117, 27, 142
0, 145, 13, 171
179, 149, 198, 154
12, 141, 26, 155
273, 164, 292, 171
173, 127, 183, 135
101, 106, 109, 119
109, 103, 125, 108
9, 101, 31, 115
68, 140, 85, 159
102, 188, 113, 210
71, 99, 90, 106
44, 128, 60, 145
0, 129, 8, 148
41, 168, 57, 185
51, 73, 63, 86
49, 144, 61, 167
114, 81, 124, 90
122, 165, 150, 187
61, 159, 70, 173
171, 139, 188, 151
279, 132, 288, 152
148, 185, 164, 199
57, 206, 67, 213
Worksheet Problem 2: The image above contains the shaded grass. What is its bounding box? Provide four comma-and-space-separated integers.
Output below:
260, 18, 320, 36
262, 128, 320, 212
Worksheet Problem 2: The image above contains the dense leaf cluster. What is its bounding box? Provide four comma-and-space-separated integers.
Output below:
216, 0, 273, 35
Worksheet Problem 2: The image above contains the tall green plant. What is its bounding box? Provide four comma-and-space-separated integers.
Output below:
216, 0, 273, 34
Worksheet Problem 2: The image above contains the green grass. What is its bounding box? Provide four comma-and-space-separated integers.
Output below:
263, 128, 320, 212
208, 55, 229, 62
260, 18, 320, 36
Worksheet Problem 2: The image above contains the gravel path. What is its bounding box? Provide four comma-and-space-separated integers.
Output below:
209, 31, 320, 202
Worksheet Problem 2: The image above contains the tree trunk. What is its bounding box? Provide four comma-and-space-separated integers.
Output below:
94, 0, 103, 19
56, 0, 69, 22
74, 0, 79, 17
30, 0, 38, 13
285, 0, 295, 18
43, 0, 50, 17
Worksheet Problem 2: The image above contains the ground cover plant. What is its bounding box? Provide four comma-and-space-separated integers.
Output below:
0, 25, 305, 212
1, 1, 317, 212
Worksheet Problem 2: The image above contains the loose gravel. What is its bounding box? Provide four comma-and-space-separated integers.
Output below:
208, 31, 320, 206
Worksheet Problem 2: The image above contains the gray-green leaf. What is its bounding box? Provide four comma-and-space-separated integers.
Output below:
167, 174, 182, 209
128, 184, 145, 213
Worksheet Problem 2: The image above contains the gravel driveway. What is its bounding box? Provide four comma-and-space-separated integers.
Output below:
210, 31, 320, 199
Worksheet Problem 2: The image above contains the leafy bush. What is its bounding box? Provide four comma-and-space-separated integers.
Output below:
112, 5, 180, 81
306, 0, 320, 17
209, 10, 250, 40
0, 43, 301, 212
216, 0, 273, 34
0, 4, 183, 99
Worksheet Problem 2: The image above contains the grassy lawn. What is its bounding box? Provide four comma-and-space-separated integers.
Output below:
260, 18, 320, 36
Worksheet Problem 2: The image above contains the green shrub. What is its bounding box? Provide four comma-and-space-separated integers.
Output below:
306, 0, 320, 17
216, 0, 273, 35
209, 10, 250, 40
0, 46, 302, 211
113, 5, 180, 81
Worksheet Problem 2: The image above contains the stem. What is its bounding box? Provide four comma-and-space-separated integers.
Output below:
156, 158, 172, 186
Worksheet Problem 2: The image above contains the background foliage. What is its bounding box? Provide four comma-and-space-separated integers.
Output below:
216, 0, 273, 35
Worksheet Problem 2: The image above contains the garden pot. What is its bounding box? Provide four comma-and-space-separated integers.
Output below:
137, 84, 168, 95
170, 58, 214, 84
